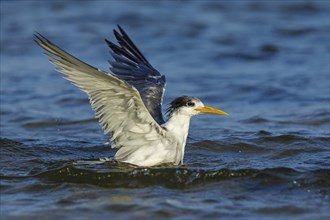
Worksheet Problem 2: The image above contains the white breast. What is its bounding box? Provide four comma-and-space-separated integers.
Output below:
162, 112, 191, 164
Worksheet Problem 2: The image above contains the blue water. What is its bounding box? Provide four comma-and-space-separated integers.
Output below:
1, 1, 329, 219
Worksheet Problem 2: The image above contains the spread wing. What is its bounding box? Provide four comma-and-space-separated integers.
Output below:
105, 25, 166, 125
34, 33, 171, 157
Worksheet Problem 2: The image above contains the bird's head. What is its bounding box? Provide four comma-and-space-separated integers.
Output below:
167, 96, 228, 117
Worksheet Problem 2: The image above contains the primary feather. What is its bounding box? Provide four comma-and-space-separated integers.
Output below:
105, 25, 166, 125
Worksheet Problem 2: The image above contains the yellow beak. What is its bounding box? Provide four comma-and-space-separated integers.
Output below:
196, 106, 228, 115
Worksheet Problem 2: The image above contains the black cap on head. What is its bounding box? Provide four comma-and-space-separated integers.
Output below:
167, 96, 196, 115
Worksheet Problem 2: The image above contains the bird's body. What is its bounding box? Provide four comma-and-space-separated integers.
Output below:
35, 26, 228, 167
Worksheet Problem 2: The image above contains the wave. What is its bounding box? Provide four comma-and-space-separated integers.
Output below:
20, 164, 327, 190
1, 138, 329, 191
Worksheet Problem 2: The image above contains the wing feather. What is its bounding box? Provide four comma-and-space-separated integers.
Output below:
34, 33, 172, 158
105, 26, 166, 125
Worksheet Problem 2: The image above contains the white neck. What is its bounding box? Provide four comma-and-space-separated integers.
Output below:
162, 111, 191, 164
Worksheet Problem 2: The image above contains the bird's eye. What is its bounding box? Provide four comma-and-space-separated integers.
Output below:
187, 102, 195, 107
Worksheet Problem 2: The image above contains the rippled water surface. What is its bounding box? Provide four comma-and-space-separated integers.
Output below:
1, 1, 329, 219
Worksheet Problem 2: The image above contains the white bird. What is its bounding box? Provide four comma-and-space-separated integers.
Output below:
34, 25, 228, 167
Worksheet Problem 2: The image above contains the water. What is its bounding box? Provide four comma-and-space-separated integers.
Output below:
1, 1, 329, 219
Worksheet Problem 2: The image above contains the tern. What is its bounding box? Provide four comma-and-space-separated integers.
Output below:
34, 25, 228, 167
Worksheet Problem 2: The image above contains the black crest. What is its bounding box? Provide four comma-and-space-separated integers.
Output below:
167, 96, 195, 115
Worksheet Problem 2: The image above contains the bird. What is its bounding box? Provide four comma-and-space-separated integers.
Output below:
34, 25, 228, 167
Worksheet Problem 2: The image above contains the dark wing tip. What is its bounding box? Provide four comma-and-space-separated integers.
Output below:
104, 38, 115, 49
33, 31, 41, 37
33, 31, 42, 42
33, 31, 52, 47
117, 24, 123, 32
117, 25, 126, 36
33, 31, 46, 41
